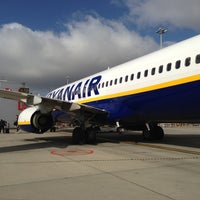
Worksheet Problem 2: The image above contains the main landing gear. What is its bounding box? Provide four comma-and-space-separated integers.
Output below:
72, 123, 164, 144
72, 127, 99, 144
142, 123, 164, 141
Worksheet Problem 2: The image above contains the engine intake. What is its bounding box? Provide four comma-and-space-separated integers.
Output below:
31, 111, 53, 133
18, 106, 53, 133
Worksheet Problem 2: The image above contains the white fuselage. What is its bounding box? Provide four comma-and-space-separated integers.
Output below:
47, 35, 200, 126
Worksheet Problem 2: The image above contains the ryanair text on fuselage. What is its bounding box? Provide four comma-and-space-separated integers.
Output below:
47, 75, 102, 101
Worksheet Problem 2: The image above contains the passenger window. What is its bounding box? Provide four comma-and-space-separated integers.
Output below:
185, 57, 191, 67
102, 82, 105, 88
130, 74, 134, 81
106, 81, 109, 87
114, 78, 117, 85
151, 68, 156, 75
195, 54, 200, 64
110, 80, 113, 86
137, 72, 141, 79
144, 70, 148, 77
125, 76, 128, 82
167, 63, 172, 71
120, 77, 123, 83
175, 60, 181, 69
159, 65, 163, 73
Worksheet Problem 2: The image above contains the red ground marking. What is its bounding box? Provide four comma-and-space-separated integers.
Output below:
50, 148, 94, 156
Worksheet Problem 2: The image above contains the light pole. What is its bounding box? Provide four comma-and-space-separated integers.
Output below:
0, 79, 7, 89
0, 80, 7, 103
66, 76, 70, 85
156, 28, 167, 49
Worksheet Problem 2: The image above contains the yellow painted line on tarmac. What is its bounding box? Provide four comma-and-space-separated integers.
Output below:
125, 142, 200, 155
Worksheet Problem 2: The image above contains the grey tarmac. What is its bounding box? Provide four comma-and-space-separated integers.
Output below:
0, 126, 199, 200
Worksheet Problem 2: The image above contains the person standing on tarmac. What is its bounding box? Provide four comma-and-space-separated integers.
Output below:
0, 119, 3, 133
0, 119, 7, 133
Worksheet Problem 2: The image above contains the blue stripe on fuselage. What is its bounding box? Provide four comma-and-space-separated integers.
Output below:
86, 80, 200, 122
52, 80, 200, 124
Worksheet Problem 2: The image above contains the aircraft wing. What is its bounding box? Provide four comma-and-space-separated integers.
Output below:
0, 89, 29, 101
0, 89, 108, 118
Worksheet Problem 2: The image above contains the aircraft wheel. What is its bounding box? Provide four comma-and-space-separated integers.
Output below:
142, 128, 152, 141
72, 127, 85, 144
154, 126, 164, 140
142, 126, 164, 141
86, 128, 97, 144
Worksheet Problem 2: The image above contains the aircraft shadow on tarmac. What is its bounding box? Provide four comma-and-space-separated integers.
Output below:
160, 134, 200, 148
0, 131, 199, 154
36, 131, 200, 149
0, 136, 70, 154
98, 131, 200, 148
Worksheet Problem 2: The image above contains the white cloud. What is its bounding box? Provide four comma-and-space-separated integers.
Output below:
0, 16, 158, 93
123, 0, 200, 31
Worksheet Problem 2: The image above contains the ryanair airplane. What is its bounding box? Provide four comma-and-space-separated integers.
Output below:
0, 35, 200, 144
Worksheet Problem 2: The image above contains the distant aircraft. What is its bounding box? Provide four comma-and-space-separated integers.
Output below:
0, 35, 200, 144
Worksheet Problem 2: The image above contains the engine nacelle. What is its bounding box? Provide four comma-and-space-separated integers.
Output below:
18, 106, 53, 133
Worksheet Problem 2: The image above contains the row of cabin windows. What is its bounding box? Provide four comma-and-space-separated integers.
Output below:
98, 54, 200, 89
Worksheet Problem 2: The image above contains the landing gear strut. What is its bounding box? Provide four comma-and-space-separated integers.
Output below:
142, 124, 164, 141
72, 127, 98, 144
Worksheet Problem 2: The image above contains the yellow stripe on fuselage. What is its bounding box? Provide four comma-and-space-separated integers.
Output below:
78, 74, 200, 104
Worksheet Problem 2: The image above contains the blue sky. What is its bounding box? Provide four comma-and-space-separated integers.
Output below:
0, 0, 198, 42
0, 0, 126, 32
0, 0, 200, 123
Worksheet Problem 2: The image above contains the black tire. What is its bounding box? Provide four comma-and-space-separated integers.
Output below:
154, 126, 164, 140
86, 128, 97, 144
142, 126, 164, 141
72, 127, 84, 144
142, 128, 153, 141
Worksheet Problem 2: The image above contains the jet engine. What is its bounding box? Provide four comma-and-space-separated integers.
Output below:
18, 106, 53, 133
